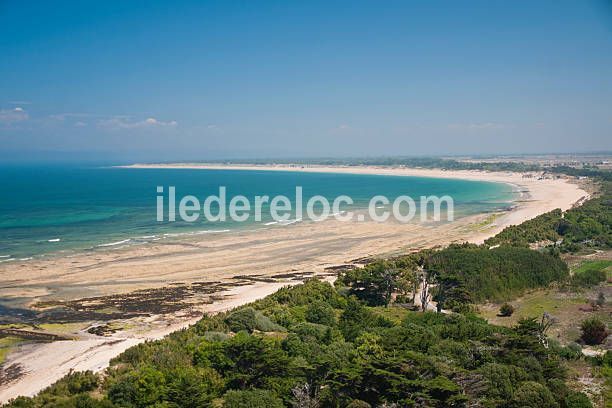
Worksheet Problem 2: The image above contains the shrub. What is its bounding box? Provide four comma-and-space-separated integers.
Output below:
553, 341, 582, 360
224, 307, 258, 332
580, 318, 608, 345
292, 322, 333, 342
479, 363, 529, 400
346, 400, 372, 408
108, 365, 167, 407
35, 370, 100, 400
305, 300, 336, 326
499, 303, 515, 317
202, 331, 231, 342
164, 366, 224, 406
4, 397, 35, 408
564, 391, 593, 408
508, 381, 557, 408
222, 389, 284, 408
571, 268, 607, 287
224, 307, 284, 333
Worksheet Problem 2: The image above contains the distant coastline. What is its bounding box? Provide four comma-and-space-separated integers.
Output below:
119, 161, 564, 183
120, 162, 588, 230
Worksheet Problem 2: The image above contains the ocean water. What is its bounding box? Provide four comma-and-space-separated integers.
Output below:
0, 165, 516, 260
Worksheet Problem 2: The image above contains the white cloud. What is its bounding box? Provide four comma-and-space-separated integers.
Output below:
0, 107, 29, 124
447, 122, 506, 130
337, 124, 350, 130
98, 116, 178, 130
50, 113, 109, 122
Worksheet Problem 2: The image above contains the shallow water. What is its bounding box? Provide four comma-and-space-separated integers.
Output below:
0, 164, 516, 259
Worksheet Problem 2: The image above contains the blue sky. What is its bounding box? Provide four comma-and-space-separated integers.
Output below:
1, 0, 611, 161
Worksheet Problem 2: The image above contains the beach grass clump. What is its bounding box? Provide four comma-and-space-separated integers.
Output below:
498, 303, 515, 317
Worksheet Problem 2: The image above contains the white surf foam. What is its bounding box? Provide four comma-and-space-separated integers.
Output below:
97, 239, 131, 247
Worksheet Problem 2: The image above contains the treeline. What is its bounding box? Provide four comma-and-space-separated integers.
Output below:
549, 166, 612, 181
484, 209, 563, 248
209, 156, 612, 176
5, 279, 597, 408
426, 245, 568, 303
561, 181, 612, 250
211, 156, 543, 173
337, 244, 569, 312
485, 181, 611, 251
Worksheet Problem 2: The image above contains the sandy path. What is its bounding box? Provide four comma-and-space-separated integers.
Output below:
0, 165, 588, 402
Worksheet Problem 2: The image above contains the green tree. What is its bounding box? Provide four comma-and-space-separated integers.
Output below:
339, 297, 374, 341
222, 389, 284, 408
213, 332, 290, 389
508, 381, 557, 408
563, 391, 593, 408
224, 307, 283, 333
165, 366, 224, 407
340, 262, 402, 306
107, 365, 167, 407
305, 300, 336, 326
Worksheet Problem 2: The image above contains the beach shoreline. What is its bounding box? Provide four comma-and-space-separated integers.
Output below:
121, 162, 588, 238
0, 164, 589, 402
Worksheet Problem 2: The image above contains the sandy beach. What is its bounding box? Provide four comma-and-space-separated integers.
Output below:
0, 164, 588, 402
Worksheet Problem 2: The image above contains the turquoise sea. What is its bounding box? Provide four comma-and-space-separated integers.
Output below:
0, 165, 516, 260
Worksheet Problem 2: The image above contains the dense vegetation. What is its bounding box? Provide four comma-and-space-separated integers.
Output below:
561, 181, 612, 250
484, 209, 563, 248
426, 245, 568, 303
338, 244, 568, 311
569, 261, 610, 288
5, 279, 597, 408
485, 180, 611, 252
